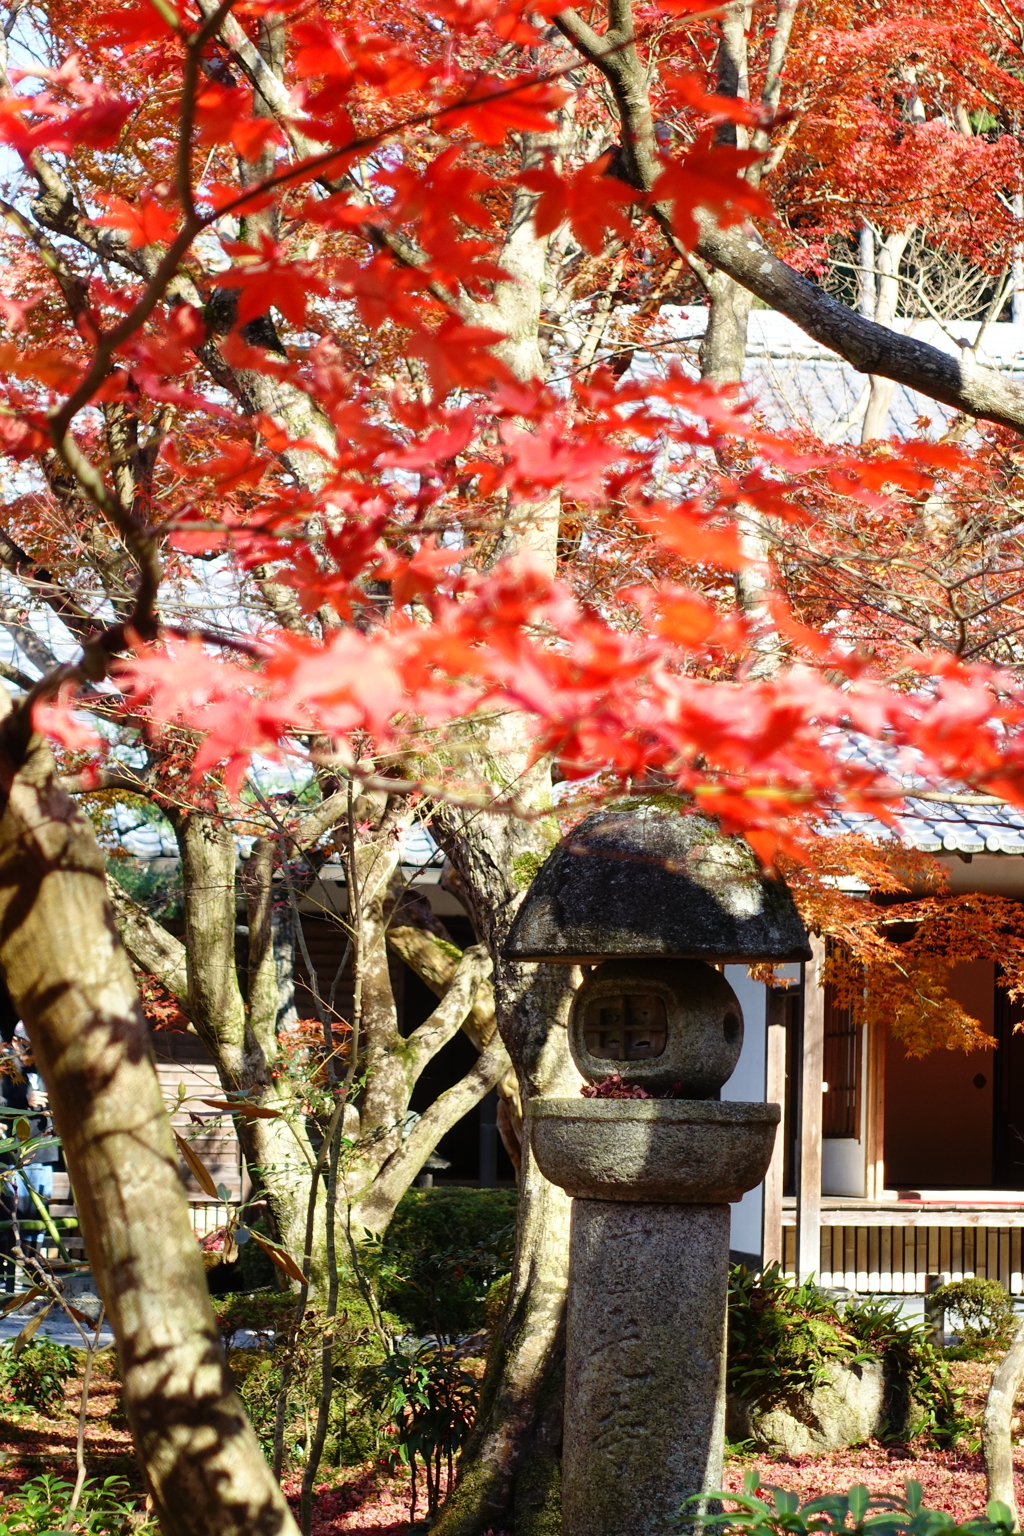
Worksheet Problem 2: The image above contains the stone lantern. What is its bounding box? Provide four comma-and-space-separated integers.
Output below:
504, 806, 810, 1536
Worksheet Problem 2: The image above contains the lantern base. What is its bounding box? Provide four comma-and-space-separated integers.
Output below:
528, 1098, 779, 1203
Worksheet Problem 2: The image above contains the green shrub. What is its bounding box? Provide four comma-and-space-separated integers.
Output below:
484, 1272, 511, 1334
931, 1279, 1016, 1359
728, 1265, 858, 1402
692, 1471, 1012, 1536
107, 855, 181, 920
380, 1187, 517, 1339
0, 1337, 77, 1414
843, 1295, 969, 1445
236, 1294, 388, 1471
727, 1265, 968, 1447
360, 1340, 479, 1522
0, 1471, 156, 1536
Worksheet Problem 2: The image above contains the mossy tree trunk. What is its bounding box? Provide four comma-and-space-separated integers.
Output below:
0, 707, 298, 1536
432, 723, 581, 1536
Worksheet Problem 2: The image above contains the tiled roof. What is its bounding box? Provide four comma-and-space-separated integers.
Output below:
828, 800, 1024, 855
828, 739, 1024, 854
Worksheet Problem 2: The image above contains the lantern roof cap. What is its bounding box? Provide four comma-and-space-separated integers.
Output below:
503, 806, 811, 964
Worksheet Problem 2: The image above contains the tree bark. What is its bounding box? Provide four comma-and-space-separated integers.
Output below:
0, 712, 297, 1536
111, 812, 509, 1257
983, 1317, 1024, 1525
387, 921, 523, 1164
433, 718, 581, 1536
861, 230, 913, 442
175, 812, 321, 1268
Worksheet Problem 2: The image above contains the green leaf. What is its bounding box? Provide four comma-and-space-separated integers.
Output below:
22, 1178, 72, 1262
849, 1484, 870, 1523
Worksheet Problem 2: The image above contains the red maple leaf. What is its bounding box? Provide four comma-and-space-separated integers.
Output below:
409, 318, 515, 397
443, 75, 568, 145
95, 193, 179, 249
520, 152, 640, 255
211, 239, 329, 326
633, 501, 745, 568
500, 420, 620, 501
650, 135, 773, 248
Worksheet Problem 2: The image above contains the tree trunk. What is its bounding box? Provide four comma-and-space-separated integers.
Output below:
861, 230, 913, 442
699, 3, 755, 393
114, 802, 509, 1271
433, 722, 581, 1536
983, 1317, 1024, 1525
699, 271, 754, 386
0, 714, 296, 1536
435, 1135, 573, 1536
176, 812, 323, 1270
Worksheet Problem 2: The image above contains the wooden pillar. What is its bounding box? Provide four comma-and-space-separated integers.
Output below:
762, 992, 788, 1268
797, 934, 826, 1282
864, 1018, 886, 1200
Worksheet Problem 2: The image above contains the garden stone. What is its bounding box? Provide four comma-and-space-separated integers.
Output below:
726, 1360, 886, 1457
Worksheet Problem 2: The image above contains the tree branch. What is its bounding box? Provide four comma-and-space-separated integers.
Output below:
289, 789, 353, 849
106, 875, 192, 1015
387, 922, 497, 1050
387, 920, 523, 1168
356, 1030, 510, 1229
556, 0, 1024, 435
0, 657, 36, 692
404, 943, 493, 1082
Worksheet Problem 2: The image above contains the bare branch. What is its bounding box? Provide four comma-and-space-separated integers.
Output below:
387, 922, 497, 1050
357, 1030, 510, 1228
0, 658, 35, 691
557, 0, 1024, 434
404, 943, 493, 1081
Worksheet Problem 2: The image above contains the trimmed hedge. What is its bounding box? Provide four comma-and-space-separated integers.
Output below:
379, 1186, 517, 1339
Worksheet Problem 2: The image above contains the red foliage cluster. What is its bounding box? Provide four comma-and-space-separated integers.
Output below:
580, 1073, 685, 1100
0, 0, 1023, 873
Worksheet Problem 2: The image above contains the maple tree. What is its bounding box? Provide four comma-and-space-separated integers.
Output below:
4, 1, 1024, 1534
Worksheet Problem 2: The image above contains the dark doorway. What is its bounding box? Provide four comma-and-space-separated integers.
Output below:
994, 978, 1024, 1187
771, 982, 802, 1197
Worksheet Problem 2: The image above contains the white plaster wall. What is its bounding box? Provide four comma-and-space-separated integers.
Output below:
722, 967, 767, 1261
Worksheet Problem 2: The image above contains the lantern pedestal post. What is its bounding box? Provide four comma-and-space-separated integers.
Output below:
530, 1098, 779, 1536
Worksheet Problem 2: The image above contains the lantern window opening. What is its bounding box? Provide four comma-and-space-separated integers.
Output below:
583, 991, 668, 1062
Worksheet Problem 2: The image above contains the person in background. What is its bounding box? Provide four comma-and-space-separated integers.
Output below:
0, 1022, 28, 1288
0, 1023, 58, 1269
11, 1023, 58, 1256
